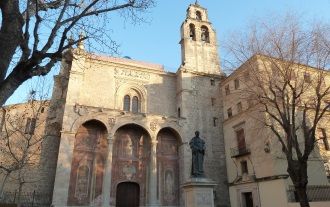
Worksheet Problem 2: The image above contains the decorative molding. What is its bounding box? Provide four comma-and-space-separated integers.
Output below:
114, 68, 151, 80
108, 117, 116, 127
150, 121, 158, 131
73, 104, 88, 116
123, 165, 136, 180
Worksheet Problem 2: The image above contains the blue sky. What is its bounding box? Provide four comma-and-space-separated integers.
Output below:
6, 0, 330, 104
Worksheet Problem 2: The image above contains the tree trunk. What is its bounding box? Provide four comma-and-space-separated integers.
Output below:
0, 0, 24, 81
0, 63, 32, 105
17, 182, 23, 206
295, 186, 310, 207
0, 172, 10, 200
287, 159, 310, 207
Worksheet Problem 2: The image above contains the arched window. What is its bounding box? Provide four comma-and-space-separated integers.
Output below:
124, 95, 130, 111
196, 11, 202, 20
201, 26, 210, 43
189, 24, 196, 41
132, 96, 139, 113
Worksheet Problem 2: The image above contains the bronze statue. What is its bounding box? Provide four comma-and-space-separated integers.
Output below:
189, 131, 205, 177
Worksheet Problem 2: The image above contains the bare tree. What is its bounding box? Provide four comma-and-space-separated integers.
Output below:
225, 16, 330, 207
0, 91, 49, 205
0, 0, 155, 106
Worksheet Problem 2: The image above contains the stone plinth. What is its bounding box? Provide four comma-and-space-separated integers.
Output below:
182, 178, 217, 207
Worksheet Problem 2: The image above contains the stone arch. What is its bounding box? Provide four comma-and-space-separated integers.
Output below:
115, 83, 147, 113
110, 124, 151, 206
201, 25, 210, 43
110, 121, 152, 140
196, 10, 202, 20
156, 127, 181, 206
70, 114, 111, 133
67, 120, 108, 206
189, 23, 196, 41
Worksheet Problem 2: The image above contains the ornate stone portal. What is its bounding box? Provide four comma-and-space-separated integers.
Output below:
111, 125, 150, 206
111, 125, 181, 206
67, 120, 108, 206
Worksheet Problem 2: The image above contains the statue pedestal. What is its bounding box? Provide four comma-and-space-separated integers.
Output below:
182, 178, 217, 207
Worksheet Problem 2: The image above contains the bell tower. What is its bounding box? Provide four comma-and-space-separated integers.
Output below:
176, 3, 229, 207
179, 2, 221, 74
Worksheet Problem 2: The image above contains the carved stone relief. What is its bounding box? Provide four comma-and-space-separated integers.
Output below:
150, 121, 158, 131
157, 129, 180, 206
68, 121, 108, 206
196, 192, 212, 205
164, 169, 175, 203
108, 117, 116, 128
123, 165, 137, 180
114, 68, 151, 80
111, 125, 150, 206
73, 104, 89, 116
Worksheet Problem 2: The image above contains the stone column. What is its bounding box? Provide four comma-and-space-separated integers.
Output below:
148, 140, 159, 206
102, 134, 114, 207
52, 132, 75, 206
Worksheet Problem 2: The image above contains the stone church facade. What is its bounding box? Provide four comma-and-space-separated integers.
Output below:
2, 2, 330, 207
39, 3, 230, 207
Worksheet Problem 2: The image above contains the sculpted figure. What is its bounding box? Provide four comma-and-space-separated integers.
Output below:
189, 131, 205, 177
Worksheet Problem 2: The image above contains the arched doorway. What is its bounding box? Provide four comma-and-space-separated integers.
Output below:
157, 128, 181, 206
116, 182, 140, 207
111, 124, 151, 206
67, 120, 108, 206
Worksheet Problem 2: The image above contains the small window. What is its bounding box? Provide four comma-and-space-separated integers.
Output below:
132, 96, 139, 113
40, 107, 45, 113
201, 26, 210, 43
236, 129, 246, 150
289, 70, 296, 80
247, 99, 254, 108
319, 128, 329, 151
213, 117, 218, 127
189, 24, 196, 41
244, 72, 250, 82
196, 11, 202, 20
237, 102, 243, 113
234, 79, 240, 89
210, 79, 215, 86
211, 98, 216, 106
225, 85, 230, 95
178, 108, 181, 118
304, 72, 311, 83
25, 117, 36, 135
123, 95, 130, 111
227, 108, 232, 118
241, 161, 248, 174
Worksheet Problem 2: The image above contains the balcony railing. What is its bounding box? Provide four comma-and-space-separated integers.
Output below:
287, 185, 330, 202
230, 145, 251, 158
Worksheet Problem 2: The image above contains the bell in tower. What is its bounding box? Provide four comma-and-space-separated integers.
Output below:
179, 2, 221, 74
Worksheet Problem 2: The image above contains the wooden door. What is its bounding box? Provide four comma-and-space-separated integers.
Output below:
116, 182, 140, 207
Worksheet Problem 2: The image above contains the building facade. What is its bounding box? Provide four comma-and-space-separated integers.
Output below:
1, 2, 329, 207
222, 56, 330, 207
41, 3, 229, 207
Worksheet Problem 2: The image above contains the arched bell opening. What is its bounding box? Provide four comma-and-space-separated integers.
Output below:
67, 120, 108, 206
110, 124, 151, 206
157, 127, 182, 206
